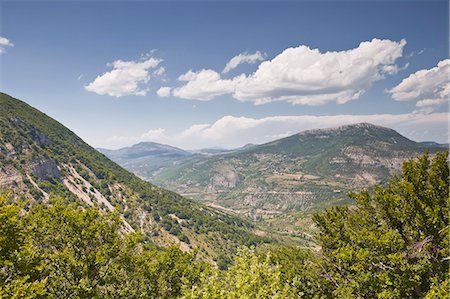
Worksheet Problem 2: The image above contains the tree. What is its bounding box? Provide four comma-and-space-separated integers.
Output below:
26, 199, 132, 298
0, 196, 204, 298
182, 247, 295, 299
0, 194, 46, 298
313, 152, 449, 298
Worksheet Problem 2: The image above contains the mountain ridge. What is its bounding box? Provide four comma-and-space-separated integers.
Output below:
98, 141, 191, 159
150, 121, 441, 222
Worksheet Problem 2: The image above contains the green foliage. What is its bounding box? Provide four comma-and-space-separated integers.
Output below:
182, 247, 295, 299
313, 152, 449, 298
27, 200, 128, 298
0, 194, 46, 298
0, 195, 207, 298
258, 245, 328, 298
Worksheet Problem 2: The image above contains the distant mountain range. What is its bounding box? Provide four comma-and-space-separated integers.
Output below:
0, 92, 272, 260
98, 142, 258, 180
101, 123, 444, 222
97, 142, 193, 180
419, 141, 449, 148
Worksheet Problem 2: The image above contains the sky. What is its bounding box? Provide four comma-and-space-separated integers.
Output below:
0, 0, 449, 149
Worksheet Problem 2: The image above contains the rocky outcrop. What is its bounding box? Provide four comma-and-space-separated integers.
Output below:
29, 126, 53, 147
30, 158, 61, 181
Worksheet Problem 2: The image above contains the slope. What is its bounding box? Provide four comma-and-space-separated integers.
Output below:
0, 92, 271, 261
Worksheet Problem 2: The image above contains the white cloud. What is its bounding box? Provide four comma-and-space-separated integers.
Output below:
388, 59, 450, 113
171, 39, 406, 105
172, 69, 245, 100
157, 86, 172, 97
406, 48, 426, 59
103, 112, 449, 149
153, 66, 165, 76
85, 56, 162, 97
0, 36, 14, 54
140, 128, 167, 141
222, 51, 265, 74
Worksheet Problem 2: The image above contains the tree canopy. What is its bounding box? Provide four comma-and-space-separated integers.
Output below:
313, 151, 449, 298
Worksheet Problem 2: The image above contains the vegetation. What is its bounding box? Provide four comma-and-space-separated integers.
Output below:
313, 151, 449, 298
0, 195, 208, 298
1, 152, 447, 298
0, 92, 269, 261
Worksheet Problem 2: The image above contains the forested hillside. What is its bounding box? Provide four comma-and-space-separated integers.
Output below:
0, 92, 270, 262
2, 152, 448, 298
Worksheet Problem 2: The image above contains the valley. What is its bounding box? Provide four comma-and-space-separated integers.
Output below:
102, 123, 442, 238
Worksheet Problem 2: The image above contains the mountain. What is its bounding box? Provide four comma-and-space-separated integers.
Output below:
98, 142, 193, 180
98, 142, 191, 161
0, 92, 273, 261
420, 141, 449, 148
152, 123, 442, 220
100, 142, 259, 180
189, 144, 257, 156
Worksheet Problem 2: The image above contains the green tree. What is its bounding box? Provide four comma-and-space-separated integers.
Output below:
0, 194, 46, 298
26, 199, 132, 298
182, 247, 295, 299
313, 152, 449, 298
260, 245, 329, 298
1, 196, 205, 298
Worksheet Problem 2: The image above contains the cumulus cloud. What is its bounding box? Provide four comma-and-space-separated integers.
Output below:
171, 39, 406, 105
172, 69, 245, 100
103, 112, 449, 150
222, 51, 265, 73
157, 86, 172, 97
0, 36, 14, 54
85, 56, 162, 97
388, 59, 450, 113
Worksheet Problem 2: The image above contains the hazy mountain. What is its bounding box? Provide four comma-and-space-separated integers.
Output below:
100, 142, 259, 180
152, 123, 442, 220
189, 147, 233, 156
98, 142, 191, 161
419, 141, 449, 148
0, 92, 271, 260
98, 142, 194, 180
189, 144, 257, 156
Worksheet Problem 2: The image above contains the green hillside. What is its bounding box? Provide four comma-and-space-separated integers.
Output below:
0, 92, 272, 261
153, 123, 441, 224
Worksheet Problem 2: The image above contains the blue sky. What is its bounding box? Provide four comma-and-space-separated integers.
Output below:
0, 0, 448, 149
